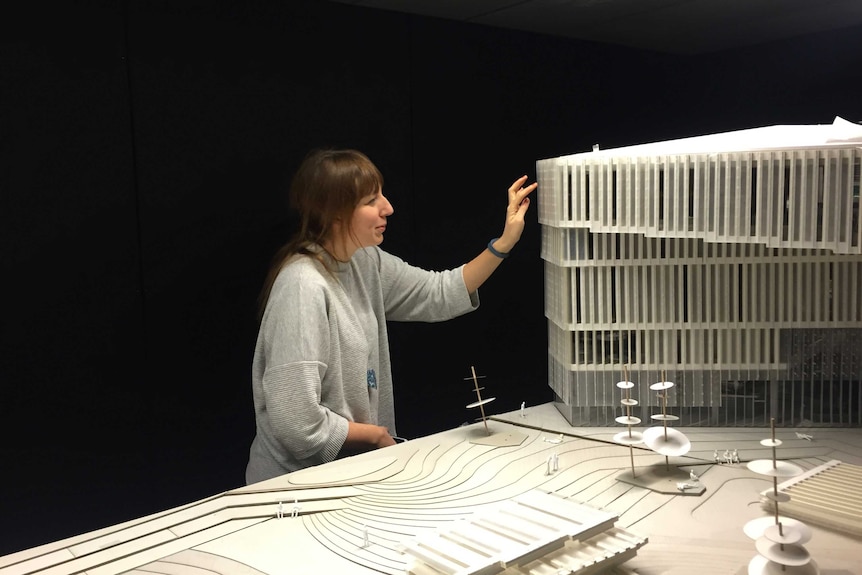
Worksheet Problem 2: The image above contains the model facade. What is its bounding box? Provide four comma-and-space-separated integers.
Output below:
537, 117, 862, 427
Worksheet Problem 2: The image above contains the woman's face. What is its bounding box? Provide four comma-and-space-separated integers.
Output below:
348, 187, 394, 249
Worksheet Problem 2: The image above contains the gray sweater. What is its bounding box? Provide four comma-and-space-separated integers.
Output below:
245, 246, 479, 483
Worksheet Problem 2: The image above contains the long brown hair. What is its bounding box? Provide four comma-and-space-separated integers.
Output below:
258, 149, 384, 317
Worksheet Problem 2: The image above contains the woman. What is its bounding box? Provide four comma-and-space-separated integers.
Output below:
245, 149, 536, 484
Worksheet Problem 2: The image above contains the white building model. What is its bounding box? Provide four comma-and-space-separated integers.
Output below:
537, 117, 862, 427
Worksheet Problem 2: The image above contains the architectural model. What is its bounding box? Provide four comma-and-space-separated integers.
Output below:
3, 403, 862, 574
612, 367, 643, 477
759, 459, 862, 538
612, 371, 703, 495
399, 489, 646, 574
642, 375, 691, 468
537, 117, 862, 427
745, 419, 816, 574
463, 366, 527, 447
464, 366, 495, 434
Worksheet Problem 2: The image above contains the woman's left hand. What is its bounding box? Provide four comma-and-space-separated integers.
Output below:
496, 175, 538, 252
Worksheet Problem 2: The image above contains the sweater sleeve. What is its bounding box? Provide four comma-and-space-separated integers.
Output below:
260, 362, 348, 464
374, 248, 479, 322
257, 266, 349, 465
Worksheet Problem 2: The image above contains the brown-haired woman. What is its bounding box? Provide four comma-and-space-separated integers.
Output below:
245, 149, 536, 484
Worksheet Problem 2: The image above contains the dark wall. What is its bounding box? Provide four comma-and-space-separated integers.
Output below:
1, 0, 148, 551
2, 0, 861, 555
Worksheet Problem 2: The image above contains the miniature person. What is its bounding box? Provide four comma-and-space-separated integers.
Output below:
689, 469, 698, 482
291, 498, 300, 518
245, 149, 536, 484
277, 501, 284, 519
362, 525, 369, 548
520, 401, 526, 417
713, 449, 720, 464
732, 449, 739, 464
723, 449, 732, 465
546, 455, 553, 476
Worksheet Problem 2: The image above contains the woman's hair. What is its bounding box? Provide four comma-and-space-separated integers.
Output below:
258, 148, 384, 316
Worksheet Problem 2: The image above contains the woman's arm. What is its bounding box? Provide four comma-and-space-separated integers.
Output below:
462, 175, 537, 294
345, 421, 396, 449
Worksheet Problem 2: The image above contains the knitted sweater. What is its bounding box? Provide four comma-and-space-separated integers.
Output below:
245, 246, 479, 483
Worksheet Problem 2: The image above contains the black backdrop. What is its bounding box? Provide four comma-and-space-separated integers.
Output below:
2, 0, 860, 555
